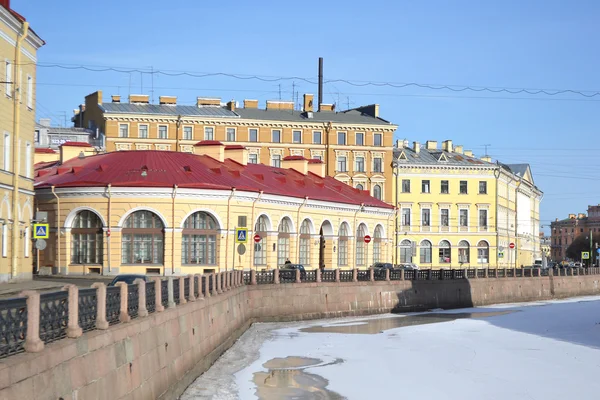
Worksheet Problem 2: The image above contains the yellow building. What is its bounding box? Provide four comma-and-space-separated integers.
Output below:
392, 140, 542, 269
72, 91, 398, 203
33, 142, 394, 275
0, 1, 44, 281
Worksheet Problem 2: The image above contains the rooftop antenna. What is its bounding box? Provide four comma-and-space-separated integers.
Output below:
150, 66, 154, 104
346, 96, 350, 111
318, 57, 323, 111
483, 144, 491, 156
278, 84, 282, 100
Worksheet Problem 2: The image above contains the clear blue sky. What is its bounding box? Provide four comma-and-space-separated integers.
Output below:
13, 0, 600, 231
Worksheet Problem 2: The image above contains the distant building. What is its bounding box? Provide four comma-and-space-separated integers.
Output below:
550, 205, 600, 261
34, 118, 102, 150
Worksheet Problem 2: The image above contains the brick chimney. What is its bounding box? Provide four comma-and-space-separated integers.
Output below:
197, 97, 221, 107
464, 150, 474, 157
425, 140, 437, 150
481, 156, 492, 162
282, 156, 309, 174
159, 96, 177, 105
266, 100, 294, 111
413, 141, 420, 154
59, 142, 94, 163
303, 94, 314, 112
454, 145, 463, 154
442, 140, 453, 152
319, 103, 335, 112
244, 99, 258, 109
224, 145, 247, 165
194, 140, 225, 162
111, 95, 121, 103
227, 100, 236, 111
307, 159, 325, 178
129, 94, 149, 104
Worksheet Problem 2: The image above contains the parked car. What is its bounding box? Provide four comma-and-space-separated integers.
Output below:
108, 274, 151, 286
280, 263, 306, 281
372, 262, 394, 278
398, 263, 419, 270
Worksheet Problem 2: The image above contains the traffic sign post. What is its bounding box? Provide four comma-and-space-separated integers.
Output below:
364, 235, 371, 244
254, 234, 261, 243
33, 223, 49, 239
498, 251, 504, 259
236, 228, 248, 244
582, 252, 590, 260
509, 243, 515, 249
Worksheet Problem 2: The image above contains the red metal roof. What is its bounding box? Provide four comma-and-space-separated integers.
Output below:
308, 159, 324, 164
195, 140, 224, 146
283, 156, 305, 161
59, 141, 92, 147
34, 151, 392, 209
224, 145, 245, 150
35, 148, 56, 154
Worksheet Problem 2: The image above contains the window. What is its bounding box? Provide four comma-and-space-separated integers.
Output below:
422, 180, 430, 193
121, 211, 164, 264
460, 181, 468, 194
439, 240, 451, 263
338, 223, 349, 266
400, 239, 412, 263
277, 218, 292, 266
479, 181, 487, 194
25, 142, 31, 177
441, 180, 449, 194
337, 156, 347, 172
3, 133, 10, 171
313, 155, 322, 161
248, 154, 258, 164
441, 209, 449, 227
34, 130, 39, 143
356, 133, 364, 146
373, 157, 382, 173
238, 216, 247, 227
355, 156, 365, 172
459, 209, 468, 227
477, 241, 489, 263
356, 224, 366, 266
373, 226, 383, 263
271, 155, 281, 168
420, 240, 432, 264
313, 131, 322, 144
158, 125, 168, 139
356, 183, 364, 191
272, 130, 281, 143
204, 127, 214, 140
1, 224, 6, 257
26, 75, 32, 109
182, 212, 218, 265
374, 133, 382, 146
458, 240, 470, 263
421, 209, 430, 226
402, 179, 410, 193
401, 208, 411, 227
337, 132, 346, 145
119, 124, 129, 138
299, 219, 311, 265
138, 125, 149, 139
373, 184, 382, 200
479, 209, 488, 228
71, 211, 104, 264
5, 60, 12, 96
23, 228, 29, 258
226, 128, 236, 141
249, 128, 258, 142
254, 215, 268, 266
293, 130, 302, 143
183, 126, 193, 140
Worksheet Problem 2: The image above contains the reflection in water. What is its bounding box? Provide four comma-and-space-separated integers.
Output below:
253, 356, 346, 399
300, 311, 516, 334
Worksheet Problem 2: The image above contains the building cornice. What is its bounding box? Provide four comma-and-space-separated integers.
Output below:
0, 7, 44, 50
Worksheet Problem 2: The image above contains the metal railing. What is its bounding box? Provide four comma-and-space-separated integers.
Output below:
322, 270, 336, 282
39, 291, 69, 344
127, 284, 139, 318
339, 270, 353, 282
106, 286, 121, 326
0, 297, 27, 357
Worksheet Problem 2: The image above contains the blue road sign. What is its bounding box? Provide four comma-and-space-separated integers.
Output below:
236, 228, 248, 243
33, 223, 49, 239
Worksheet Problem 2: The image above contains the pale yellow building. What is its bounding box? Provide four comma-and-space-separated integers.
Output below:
34, 142, 394, 275
0, 0, 44, 281
392, 140, 542, 269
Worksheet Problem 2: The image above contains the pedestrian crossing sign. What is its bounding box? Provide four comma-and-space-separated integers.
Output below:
33, 223, 49, 239
236, 228, 247, 243
582, 252, 590, 260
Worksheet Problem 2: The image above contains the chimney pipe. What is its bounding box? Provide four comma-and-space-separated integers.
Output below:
318, 57, 323, 112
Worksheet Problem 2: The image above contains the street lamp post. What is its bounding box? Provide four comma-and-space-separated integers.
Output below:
392, 160, 399, 266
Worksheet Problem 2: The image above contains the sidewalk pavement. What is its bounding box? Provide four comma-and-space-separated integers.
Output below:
0, 275, 112, 298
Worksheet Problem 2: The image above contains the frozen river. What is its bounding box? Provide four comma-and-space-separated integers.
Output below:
181, 296, 600, 400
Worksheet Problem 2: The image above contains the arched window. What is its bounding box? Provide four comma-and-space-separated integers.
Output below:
356, 224, 367, 266
439, 240, 451, 264
121, 211, 164, 264
400, 239, 412, 263
299, 219, 311, 266
254, 215, 268, 266
458, 240, 470, 264
419, 240, 432, 264
477, 241, 490, 264
356, 184, 364, 191
373, 225, 383, 263
277, 218, 292, 266
373, 184, 382, 200
338, 223, 349, 266
71, 210, 103, 264
181, 212, 219, 265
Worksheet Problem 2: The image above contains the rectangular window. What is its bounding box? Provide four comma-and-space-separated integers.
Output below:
479, 209, 488, 228
271, 155, 281, 168
460, 181, 468, 194
338, 132, 346, 145
158, 125, 168, 139
5, 60, 12, 96
355, 156, 365, 172
3, 133, 10, 171
402, 179, 410, 193
119, 124, 128, 138
401, 208, 411, 226
441, 180, 449, 194
24, 228, 29, 258
183, 126, 193, 140
25, 142, 31, 177
292, 130, 302, 143
248, 154, 258, 164
373, 157, 382, 173
479, 181, 487, 194
374, 133, 382, 146
355, 132, 364, 146
422, 209, 430, 226
249, 128, 258, 142
138, 124, 149, 138
26, 75, 32, 109
204, 127, 214, 140
226, 128, 236, 141
460, 209, 468, 227
441, 209, 449, 227
337, 156, 347, 172
313, 131, 322, 144
422, 180, 430, 193
272, 130, 281, 143
1, 224, 6, 257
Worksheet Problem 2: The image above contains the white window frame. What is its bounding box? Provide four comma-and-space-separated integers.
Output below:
226, 127, 236, 142
374, 133, 382, 146
118, 123, 129, 138
2, 224, 6, 257
440, 208, 450, 231
24, 227, 29, 258
249, 128, 258, 142
271, 155, 281, 168
355, 156, 365, 172
271, 129, 281, 143
3, 132, 10, 171
421, 208, 431, 227
401, 207, 411, 228
373, 157, 382, 173
26, 75, 33, 109
337, 131, 346, 145
337, 156, 347, 172
138, 124, 149, 139
5, 60, 12, 97
355, 132, 364, 146
204, 126, 215, 141
313, 131, 322, 144
292, 130, 302, 144
459, 208, 469, 231
373, 184, 382, 200
248, 154, 258, 164
157, 125, 168, 139
478, 207, 489, 232
25, 142, 31, 177
182, 126, 193, 141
